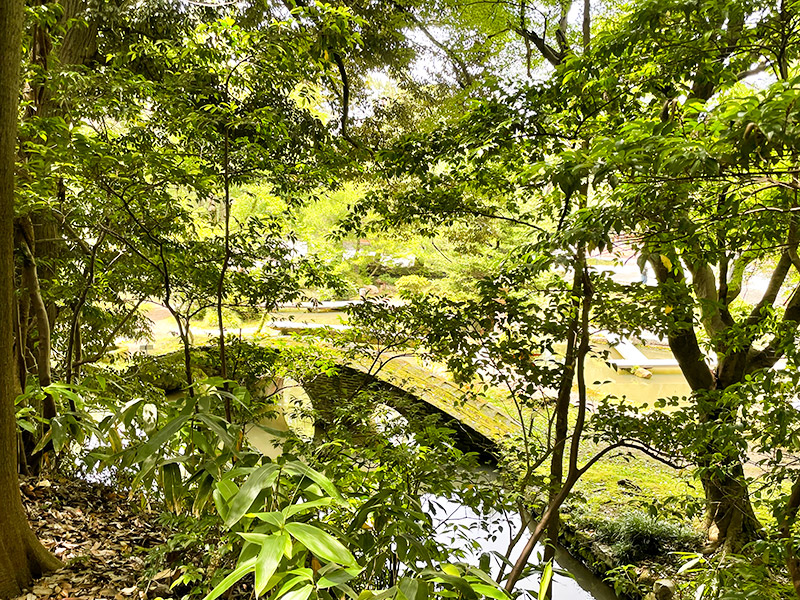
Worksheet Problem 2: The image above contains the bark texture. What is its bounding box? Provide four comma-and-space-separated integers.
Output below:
0, 0, 63, 595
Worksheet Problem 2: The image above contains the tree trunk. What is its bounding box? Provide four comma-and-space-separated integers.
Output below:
699, 354, 762, 550
779, 476, 800, 598
700, 462, 761, 551
541, 258, 582, 583
0, 0, 62, 594
651, 257, 762, 550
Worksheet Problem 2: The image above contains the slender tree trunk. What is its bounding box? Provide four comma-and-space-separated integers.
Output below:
217, 121, 232, 422
505, 266, 594, 594
779, 476, 800, 598
18, 229, 56, 473
542, 261, 582, 574
0, 0, 62, 593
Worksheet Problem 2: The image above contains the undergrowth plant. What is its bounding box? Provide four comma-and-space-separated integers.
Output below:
588, 510, 699, 562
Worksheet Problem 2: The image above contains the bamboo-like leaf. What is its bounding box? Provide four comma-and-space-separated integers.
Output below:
108, 428, 123, 454
274, 573, 314, 600
251, 511, 285, 528
138, 407, 193, 459
162, 462, 183, 513
255, 533, 289, 596
398, 577, 428, 600
283, 498, 334, 518
283, 461, 345, 503
196, 413, 236, 449
225, 463, 280, 527
213, 479, 239, 520
537, 561, 553, 600
280, 584, 313, 600
284, 522, 357, 567
471, 584, 507, 600
202, 556, 257, 600
193, 473, 215, 516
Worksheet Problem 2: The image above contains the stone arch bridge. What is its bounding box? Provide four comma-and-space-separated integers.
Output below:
299, 355, 518, 462
139, 344, 519, 461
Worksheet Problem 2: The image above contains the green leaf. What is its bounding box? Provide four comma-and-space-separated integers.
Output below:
274, 573, 314, 599
284, 461, 345, 503
317, 565, 360, 589
252, 511, 285, 528
196, 413, 237, 449
193, 473, 215, 516
281, 584, 313, 600
538, 561, 553, 600
213, 479, 239, 520
225, 463, 280, 527
138, 402, 194, 459
255, 533, 289, 596
202, 556, 257, 600
283, 498, 334, 518
398, 577, 427, 600
162, 462, 184, 513
421, 570, 477, 600
471, 584, 507, 600
284, 522, 357, 567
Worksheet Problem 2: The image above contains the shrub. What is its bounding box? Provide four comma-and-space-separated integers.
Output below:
396, 274, 431, 296
592, 510, 699, 562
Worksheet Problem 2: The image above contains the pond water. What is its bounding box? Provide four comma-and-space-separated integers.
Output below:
428, 494, 617, 599
583, 346, 690, 407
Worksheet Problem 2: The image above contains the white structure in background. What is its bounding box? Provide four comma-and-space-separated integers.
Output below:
382, 254, 416, 268
285, 239, 308, 258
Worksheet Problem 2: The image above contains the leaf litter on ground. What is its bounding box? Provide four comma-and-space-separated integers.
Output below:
12, 475, 239, 600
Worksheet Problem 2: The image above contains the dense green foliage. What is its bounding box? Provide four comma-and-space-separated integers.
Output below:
5, 0, 800, 598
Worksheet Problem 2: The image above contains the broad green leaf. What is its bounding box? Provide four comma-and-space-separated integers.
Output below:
284, 461, 345, 503
283, 498, 334, 518
225, 463, 280, 527
255, 533, 289, 596
537, 562, 553, 600
284, 522, 357, 567
213, 479, 239, 520
202, 556, 257, 600
239, 533, 271, 544
161, 462, 183, 513
196, 413, 236, 449
421, 570, 477, 600
108, 428, 123, 454
317, 565, 361, 589
399, 577, 428, 600
471, 584, 507, 600
193, 473, 215, 516
274, 574, 314, 599
138, 407, 193, 459
251, 511, 285, 528
441, 565, 460, 578
280, 584, 313, 600
358, 587, 397, 600
51, 417, 66, 452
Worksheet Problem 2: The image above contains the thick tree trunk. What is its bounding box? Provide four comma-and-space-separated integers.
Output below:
683, 389, 762, 550
652, 257, 762, 550
0, 0, 62, 594
700, 461, 761, 551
